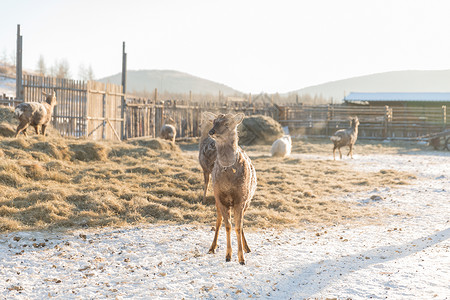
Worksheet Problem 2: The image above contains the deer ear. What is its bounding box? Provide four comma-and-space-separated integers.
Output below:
232, 113, 245, 126
202, 112, 217, 122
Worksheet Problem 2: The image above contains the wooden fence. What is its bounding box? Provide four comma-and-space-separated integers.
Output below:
22, 75, 88, 138
123, 98, 275, 140
0, 94, 21, 107
3, 75, 447, 141
85, 81, 123, 140
20, 75, 123, 140
275, 104, 447, 139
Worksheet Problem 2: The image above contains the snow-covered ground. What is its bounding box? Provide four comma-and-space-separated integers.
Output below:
0, 152, 449, 299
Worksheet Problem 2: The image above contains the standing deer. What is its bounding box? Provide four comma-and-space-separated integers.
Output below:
330, 116, 360, 160
15, 90, 57, 137
204, 112, 257, 265
198, 112, 217, 202
160, 116, 176, 144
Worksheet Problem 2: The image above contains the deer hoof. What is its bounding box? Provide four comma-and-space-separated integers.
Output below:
239, 261, 245, 265
208, 249, 215, 254
226, 257, 231, 262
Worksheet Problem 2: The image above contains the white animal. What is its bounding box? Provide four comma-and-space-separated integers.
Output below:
270, 135, 292, 157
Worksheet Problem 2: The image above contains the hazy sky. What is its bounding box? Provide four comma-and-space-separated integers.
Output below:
1, 0, 450, 93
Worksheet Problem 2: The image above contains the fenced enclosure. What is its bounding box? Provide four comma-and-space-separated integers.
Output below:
20, 75, 123, 140
123, 98, 275, 140
22, 75, 87, 138
2, 74, 447, 142
275, 104, 447, 139
0, 94, 21, 107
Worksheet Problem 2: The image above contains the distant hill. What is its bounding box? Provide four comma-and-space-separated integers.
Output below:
289, 70, 450, 103
98, 69, 242, 96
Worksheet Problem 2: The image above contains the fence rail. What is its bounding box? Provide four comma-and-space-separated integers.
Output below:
276, 104, 447, 139
20, 75, 123, 140
0, 94, 22, 107
2, 75, 447, 142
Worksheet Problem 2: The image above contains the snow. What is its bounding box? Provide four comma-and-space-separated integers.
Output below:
1, 152, 449, 299
0, 76, 15, 97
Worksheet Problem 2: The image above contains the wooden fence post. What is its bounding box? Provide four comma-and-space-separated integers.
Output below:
326, 105, 331, 137
443, 105, 447, 130
16, 24, 23, 100
102, 92, 106, 140
383, 105, 392, 138
121, 41, 127, 140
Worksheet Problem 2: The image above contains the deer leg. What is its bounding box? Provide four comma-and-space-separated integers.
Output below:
242, 227, 251, 253
34, 125, 40, 135
241, 206, 250, 253
42, 124, 47, 136
222, 207, 232, 262
332, 146, 337, 160
208, 205, 223, 254
338, 147, 343, 159
234, 207, 245, 265
203, 171, 210, 202
348, 144, 353, 158
15, 122, 29, 137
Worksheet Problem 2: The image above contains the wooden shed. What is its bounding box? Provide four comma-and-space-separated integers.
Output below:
344, 92, 450, 107
343, 92, 447, 138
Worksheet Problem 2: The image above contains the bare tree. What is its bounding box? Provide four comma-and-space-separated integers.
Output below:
51, 59, 70, 78
36, 55, 46, 76
9, 50, 16, 67
86, 64, 95, 80
49, 61, 57, 77
78, 63, 95, 81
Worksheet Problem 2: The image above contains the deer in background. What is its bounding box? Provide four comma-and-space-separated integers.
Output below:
15, 90, 57, 137
204, 112, 257, 265
160, 116, 176, 144
330, 116, 360, 160
198, 112, 217, 202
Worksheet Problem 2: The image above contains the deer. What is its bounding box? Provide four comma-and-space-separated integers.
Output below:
330, 116, 360, 160
160, 116, 176, 144
198, 112, 217, 202
204, 112, 257, 265
15, 90, 57, 137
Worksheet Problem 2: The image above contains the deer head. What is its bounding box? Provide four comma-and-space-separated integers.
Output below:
351, 116, 359, 128
43, 90, 57, 106
207, 113, 244, 143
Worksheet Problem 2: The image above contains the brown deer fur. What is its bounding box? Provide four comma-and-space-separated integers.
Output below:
15, 90, 57, 137
160, 117, 176, 144
198, 113, 217, 202
330, 117, 360, 160
204, 112, 257, 265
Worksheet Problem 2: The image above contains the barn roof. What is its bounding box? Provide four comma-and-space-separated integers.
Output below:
344, 92, 450, 103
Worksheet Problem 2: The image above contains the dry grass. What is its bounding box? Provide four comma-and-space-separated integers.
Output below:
0, 136, 419, 233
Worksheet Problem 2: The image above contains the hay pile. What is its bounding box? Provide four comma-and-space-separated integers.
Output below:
238, 115, 284, 145
0, 107, 18, 137
0, 136, 417, 233
0, 137, 109, 162
128, 137, 180, 152
0, 106, 17, 124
